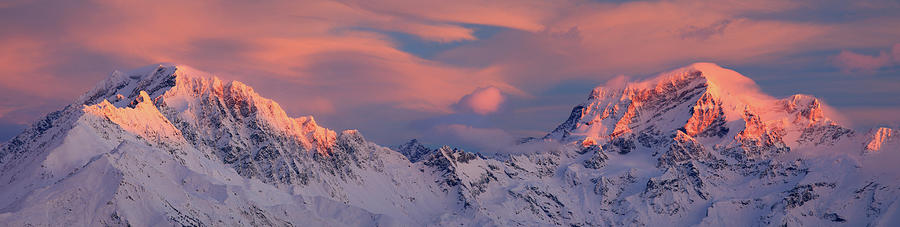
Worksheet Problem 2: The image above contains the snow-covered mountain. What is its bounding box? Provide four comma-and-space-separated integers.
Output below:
1, 63, 898, 226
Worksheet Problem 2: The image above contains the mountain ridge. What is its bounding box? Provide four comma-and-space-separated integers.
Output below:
1, 63, 898, 226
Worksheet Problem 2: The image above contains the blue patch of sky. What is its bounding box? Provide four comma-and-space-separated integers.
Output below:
0, 123, 25, 143
730, 48, 900, 108
379, 24, 507, 59
540, 78, 604, 97
737, 0, 899, 23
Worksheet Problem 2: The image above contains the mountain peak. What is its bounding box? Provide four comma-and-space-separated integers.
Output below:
643, 62, 766, 102
79, 64, 178, 107
83, 90, 183, 144
397, 139, 434, 162
587, 63, 769, 107
78, 63, 234, 107
73, 63, 341, 157
779, 94, 827, 125
547, 62, 850, 152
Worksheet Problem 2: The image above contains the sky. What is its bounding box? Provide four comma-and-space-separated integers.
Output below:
1, 0, 899, 152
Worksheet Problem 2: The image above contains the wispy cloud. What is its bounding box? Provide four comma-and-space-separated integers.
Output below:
832, 44, 900, 74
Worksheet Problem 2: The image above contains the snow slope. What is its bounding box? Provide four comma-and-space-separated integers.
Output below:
1, 63, 898, 226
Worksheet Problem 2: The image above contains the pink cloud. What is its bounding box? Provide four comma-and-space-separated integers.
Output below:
832, 51, 892, 73
453, 86, 505, 115
831, 44, 900, 74
0, 38, 52, 94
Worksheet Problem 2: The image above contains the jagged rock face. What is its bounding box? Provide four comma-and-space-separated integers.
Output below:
582, 145, 608, 169
157, 73, 340, 186
397, 139, 433, 162
684, 92, 729, 138
866, 127, 895, 152
657, 131, 717, 168
643, 162, 709, 216
72, 65, 349, 186
1, 63, 899, 226
725, 109, 791, 161
780, 94, 826, 125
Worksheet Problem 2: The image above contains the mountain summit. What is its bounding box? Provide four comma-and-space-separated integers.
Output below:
1, 63, 898, 226
547, 63, 852, 159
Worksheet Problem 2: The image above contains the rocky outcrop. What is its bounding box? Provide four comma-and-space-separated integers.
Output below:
865, 127, 895, 152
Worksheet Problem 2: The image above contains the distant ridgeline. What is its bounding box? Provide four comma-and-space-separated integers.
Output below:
1, 63, 898, 226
